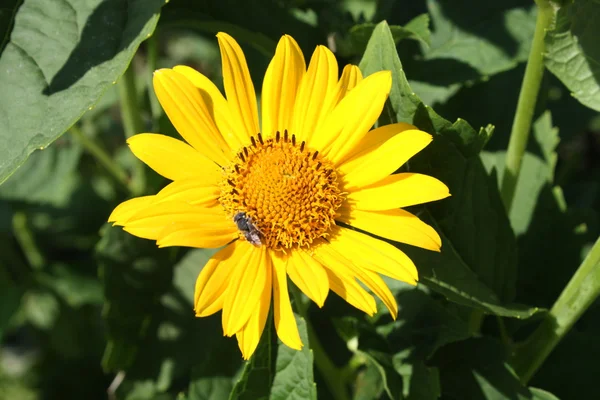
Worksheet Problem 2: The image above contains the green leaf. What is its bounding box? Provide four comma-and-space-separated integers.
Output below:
357, 351, 403, 400
545, 0, 600, 111
425, 0, 536, 76
431, 337, 560, 400
0, 0, 164, 184
0, 262, 23, 340
229, 313, 276, 400
269, 315, 316, 400
341, 14, 431, 57
393, 349, 441, 400
529, 388, 561, 400
360, 22, 531, 317
96, 224, 173, 372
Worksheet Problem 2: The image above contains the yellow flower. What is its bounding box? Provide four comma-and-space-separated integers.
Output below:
109, 33, 450, 359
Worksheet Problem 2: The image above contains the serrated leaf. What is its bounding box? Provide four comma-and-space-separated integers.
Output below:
359, 22, 530, 317
0, 0, 164, 184
269, 315, 316, 400
545, 0, 600, 111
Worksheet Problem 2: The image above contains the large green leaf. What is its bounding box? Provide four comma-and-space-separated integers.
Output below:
359, 21, 532, 317
545, 0, 600, 111
0, 0, 164, 184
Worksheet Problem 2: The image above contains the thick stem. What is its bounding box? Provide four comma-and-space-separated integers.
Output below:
290, 286, 349, 400
512, 236, 600, 383
70, 125, 132, 194
500, 0, 554, 211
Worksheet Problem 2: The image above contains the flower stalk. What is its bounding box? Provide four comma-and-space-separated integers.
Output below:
512, 236, 600, 383
500, 0, 555, 211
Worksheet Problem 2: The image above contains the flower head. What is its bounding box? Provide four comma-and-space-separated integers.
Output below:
109, 33, 450, 359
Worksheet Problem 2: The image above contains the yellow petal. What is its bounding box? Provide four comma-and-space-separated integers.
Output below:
108, 196, 155, 225
217, 32, 260, 138
156, 179, 220, 207
291, 45, 338, 143
122, 200, 233, 242
236, 265, 271, 360
286, 250, 329, 307
341, 129, 432, 189
157, 220, 237, 249
338, 208, 441, 252
329, 226, 418, 284
195, 242, 242, 317
127, 134, 221, 182
313, 247, 376, 315
337, 122, 416, 165
312, 71, 392, 164
320, 64, 363, 116
173, 65, 248, 150
271, 252, 302, 350
311, 240, 397, 318
222, 244, 269, 336
347, 173, 451, 211
153, 69, 231, 165
262, 35, 305, 138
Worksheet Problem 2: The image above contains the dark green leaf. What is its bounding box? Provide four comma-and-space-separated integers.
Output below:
545, 0, 600, 111
96, 224, 173, 372
431, 337, 559, 400
360, 22, 529, 316
270, 315, 316, 400
342, 14, 431, 57
0, 0, 164, 184
357, 351, 403, 400
393, 350, 440, 400
229, 312, 277, 400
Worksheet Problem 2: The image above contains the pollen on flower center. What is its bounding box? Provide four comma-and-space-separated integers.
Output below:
219, 131, 344, 250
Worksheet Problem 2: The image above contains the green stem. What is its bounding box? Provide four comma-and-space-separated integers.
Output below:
146, 31, 161, 131
467, 309, 485, 335
118, 62, 144, 137
12, 212, 44, 271
70, 125, 132, 194
118, 61, 146, 194
500, 0, 554, 211
512, 236, 600, 383
290, 286, 350, 400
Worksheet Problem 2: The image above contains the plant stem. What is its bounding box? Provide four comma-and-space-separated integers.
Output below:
146, 31, 161, 131
500, 0, 554, 212
12, 212, 44, 270
290, 286, 349, 400
511, 236, 600, 383
118, 61, 146, 194
118, 62, 144, 138
70, 125, 132, 194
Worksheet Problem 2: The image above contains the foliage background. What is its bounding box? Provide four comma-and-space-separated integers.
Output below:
1, 0, 599, 399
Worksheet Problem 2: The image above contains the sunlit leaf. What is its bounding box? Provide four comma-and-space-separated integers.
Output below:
0, 0, 164, 184
545, 0, 600, 111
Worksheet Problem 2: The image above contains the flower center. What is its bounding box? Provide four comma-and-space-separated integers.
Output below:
219, 131, 344, 251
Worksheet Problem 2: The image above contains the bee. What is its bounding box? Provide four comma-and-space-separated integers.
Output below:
233, 212, 263, 247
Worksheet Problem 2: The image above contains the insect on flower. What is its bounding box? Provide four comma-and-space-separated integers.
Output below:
233, 211, 263, 247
